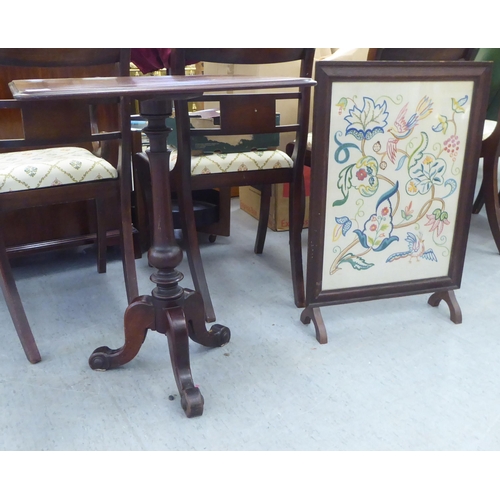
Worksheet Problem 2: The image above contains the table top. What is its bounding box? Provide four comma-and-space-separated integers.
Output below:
9, 74, 316, 101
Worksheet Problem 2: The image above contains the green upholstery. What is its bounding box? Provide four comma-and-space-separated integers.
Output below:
475, 48, 500, 121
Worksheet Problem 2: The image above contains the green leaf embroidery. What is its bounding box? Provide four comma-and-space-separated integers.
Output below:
339, 253, 374, 271
407, 132, 428, 172
333, 163, 354, 207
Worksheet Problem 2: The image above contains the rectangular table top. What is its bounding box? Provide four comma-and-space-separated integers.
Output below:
9, 74, 316, 101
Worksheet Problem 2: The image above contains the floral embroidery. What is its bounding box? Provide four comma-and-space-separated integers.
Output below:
425, 209, 450, 236
407, 151, 446, 195
443, 135, 460, 162
356, 169, 367, 181
325, 83, 471, 284
345, 97, 389, 140
353, 182, 399, 252
336, 97, 348, 115
401, 201, 414, 221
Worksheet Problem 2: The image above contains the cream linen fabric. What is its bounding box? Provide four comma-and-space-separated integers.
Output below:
322, 48, 370, 61
169, 149, 293, 174
483, 120, 497, 141
0, 146, 117, 193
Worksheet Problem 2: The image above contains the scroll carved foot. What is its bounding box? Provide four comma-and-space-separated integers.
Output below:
88, 296, 155, 370
427, 290, 462, 324
183, 289, 231, 347
301, 306, 328, 344
180, 387, 204, 418
165, 306, 205, 417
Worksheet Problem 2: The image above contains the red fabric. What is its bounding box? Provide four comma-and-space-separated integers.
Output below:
131, 49, 199, 74
131, 49, 173, 73
282, 165, 311, 198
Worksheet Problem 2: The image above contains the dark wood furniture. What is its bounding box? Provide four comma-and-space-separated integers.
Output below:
10, 73, 316, 416
472, 112, 500, 252
367, 48, 479, 61
301, 61, 490, 344
169, 49, 315, 322
0, 49, 139, 363
0, 50, 142, 260
470, 49, 500, 253
132, 141, 232, 255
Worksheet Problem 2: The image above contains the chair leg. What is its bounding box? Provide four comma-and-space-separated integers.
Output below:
254, 184, 272, 254
0, 232, 41, 363
483, 152, 500, 253
288, 179, 306, 308
130, 178, 145, 259
119, 188, 139, 303
177, 181, 216, 323
95, 198, 107, 274
472, 178, 485, 214
132, 229, 143, 259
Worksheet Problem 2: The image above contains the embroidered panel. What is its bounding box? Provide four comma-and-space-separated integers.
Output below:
321, 81, 473, 291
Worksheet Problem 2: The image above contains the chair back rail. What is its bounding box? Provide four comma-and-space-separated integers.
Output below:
170, 48, 314, 180
0, 47, 133, 225
0, 49, 130, 157
367, 48, 479, 61
165, 48, 315, 321
0, 48, 128, 70
170, 48, 313, 71
187, 93, 302, 137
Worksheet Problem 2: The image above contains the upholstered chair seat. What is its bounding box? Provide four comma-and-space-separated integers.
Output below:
0, 147, 117, 193
0, 48, 138, 364
168, 148, 293, 175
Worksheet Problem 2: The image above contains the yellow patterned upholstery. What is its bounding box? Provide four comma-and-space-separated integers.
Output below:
0, 146, 117, 193
169, 149, 293, 175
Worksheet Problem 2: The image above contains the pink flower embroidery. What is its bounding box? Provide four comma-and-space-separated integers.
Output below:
425, 209, 450, 236
356, 169, 368, 181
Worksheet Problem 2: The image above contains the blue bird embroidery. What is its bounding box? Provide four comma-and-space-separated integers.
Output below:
386, 232, 437, 263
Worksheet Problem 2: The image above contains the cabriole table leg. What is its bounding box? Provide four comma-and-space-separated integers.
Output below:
89, 98, 230, 418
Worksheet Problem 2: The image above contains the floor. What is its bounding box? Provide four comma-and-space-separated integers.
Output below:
1, 191, 500, 453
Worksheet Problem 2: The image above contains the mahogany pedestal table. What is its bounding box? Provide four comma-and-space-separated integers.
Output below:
10, 74, 315, 417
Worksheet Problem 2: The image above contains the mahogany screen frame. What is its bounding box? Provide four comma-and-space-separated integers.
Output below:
306, 60, 491, 308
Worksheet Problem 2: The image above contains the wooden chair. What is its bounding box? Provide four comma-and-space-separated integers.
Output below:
168, 48, 314, 322
0, 49, 139, 363
470, 49, 500, 252
367, 48, 479, 61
